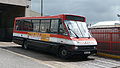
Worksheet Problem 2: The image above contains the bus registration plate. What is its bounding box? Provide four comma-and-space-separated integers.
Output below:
84, 51, 90, 54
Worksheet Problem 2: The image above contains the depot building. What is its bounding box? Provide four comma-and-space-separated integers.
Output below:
0, 0, 39, 41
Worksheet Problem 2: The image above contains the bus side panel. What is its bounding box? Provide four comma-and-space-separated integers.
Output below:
13, 36, 24, 45
27, 39, 61, 54
13, 31, 28, 45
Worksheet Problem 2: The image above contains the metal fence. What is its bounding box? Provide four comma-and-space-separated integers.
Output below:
90, 28, 120, 54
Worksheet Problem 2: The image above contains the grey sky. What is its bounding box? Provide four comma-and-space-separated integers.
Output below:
31, 0, 120, 24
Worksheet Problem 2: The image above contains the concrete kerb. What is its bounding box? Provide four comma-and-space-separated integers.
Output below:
97, 52, 120, 59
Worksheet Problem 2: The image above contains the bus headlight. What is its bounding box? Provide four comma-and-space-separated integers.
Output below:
74, 46, 78, 50
94, 46, 97, 49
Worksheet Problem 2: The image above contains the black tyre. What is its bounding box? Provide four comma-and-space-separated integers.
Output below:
58, 47, 71, 59
80, 55, 89, 59
22, 41, 29, 50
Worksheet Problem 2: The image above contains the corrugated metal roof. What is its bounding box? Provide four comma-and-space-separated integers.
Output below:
90, 21, 120, 28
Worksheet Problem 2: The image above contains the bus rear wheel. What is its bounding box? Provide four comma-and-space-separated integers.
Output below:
58, 47, 71, 59
22, 41, 29, 50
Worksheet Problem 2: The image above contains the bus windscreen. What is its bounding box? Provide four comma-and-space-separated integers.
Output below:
65, 15, 85, 22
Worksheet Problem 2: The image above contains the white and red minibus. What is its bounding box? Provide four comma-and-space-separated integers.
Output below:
13, 14, 97, 59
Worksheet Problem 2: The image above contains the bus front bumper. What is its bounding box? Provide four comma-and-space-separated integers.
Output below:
66, 45, 97, 55
70, 49, 97, 55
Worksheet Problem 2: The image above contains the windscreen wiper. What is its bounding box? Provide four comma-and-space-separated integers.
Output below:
75, 21, 84, 37
80, 23, 91, 39
67, 24, 79, 38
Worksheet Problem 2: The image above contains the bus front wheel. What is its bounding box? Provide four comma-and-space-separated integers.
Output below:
58, 47, 71, 59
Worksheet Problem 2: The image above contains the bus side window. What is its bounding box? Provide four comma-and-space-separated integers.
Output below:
32, 19, 40, 32
50, 19, 59, 33
16, 20, 33, 31
24, 20, 32, 31
16, 20, 24, 31
59, 23, 68, 36
15, 20, 20, 30
40, 19, 50, 33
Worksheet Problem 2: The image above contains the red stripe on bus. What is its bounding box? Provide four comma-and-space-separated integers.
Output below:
15, 15, 63, 20
50, 34, 71, 40
13, 31, 95, 41
13, 31, 28, 34
71, 37, 96, 41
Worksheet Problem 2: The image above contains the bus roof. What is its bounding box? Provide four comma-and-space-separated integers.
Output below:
15, 14, 85, 20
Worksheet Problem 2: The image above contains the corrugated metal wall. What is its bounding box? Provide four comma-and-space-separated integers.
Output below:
90, 27, 120, 54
